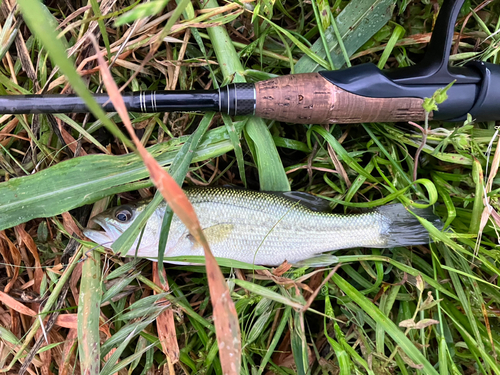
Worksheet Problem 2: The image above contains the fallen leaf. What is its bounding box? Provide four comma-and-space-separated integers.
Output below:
413, 319, 439, 330
420, 291, 443, 311
0, 291, 37, 316
61, 212, 83, 238
14, 225, 43, 294
0, 231, 21, 293
153, 263, 179, 366
59, 329, 78, 375
272, 261, 292, 276
398, 347, 424, 369
415, 274, 424, 293
398, 318, 415, 329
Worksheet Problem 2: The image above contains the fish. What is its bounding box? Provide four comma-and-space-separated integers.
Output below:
83, 187, 442, 266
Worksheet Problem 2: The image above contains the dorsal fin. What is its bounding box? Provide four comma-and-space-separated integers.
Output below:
266, 191, 332, 212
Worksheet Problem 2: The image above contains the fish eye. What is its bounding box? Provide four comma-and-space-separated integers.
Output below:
115, 207, 133, 222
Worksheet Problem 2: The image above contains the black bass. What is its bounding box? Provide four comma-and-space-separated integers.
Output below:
83, 187, 441, 266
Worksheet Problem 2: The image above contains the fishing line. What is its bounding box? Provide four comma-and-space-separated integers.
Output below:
79, 240, 114, 262
0, 262, 59, 269
0, 241, 114, 269
251, 199, 302, 267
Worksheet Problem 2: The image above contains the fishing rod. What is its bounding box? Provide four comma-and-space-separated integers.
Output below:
2, 0, 499, 124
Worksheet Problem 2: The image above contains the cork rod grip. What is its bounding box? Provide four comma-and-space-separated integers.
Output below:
254, 73, 428, 124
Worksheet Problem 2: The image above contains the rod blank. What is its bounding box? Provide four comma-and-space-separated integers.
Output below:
0, 90, 220, 114
0, 84, 257, 115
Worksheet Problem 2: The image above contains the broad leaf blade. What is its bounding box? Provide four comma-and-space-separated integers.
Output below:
0, 129, 236, 231
295, 0, 396, 72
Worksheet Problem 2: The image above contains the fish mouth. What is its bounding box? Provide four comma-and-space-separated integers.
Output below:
83, 216, 122, 248
83, 229, 113, 247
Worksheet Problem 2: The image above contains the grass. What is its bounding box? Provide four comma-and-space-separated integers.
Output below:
0, 0, 499, 374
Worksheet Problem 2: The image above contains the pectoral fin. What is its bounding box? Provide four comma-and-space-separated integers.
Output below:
186, 223, 235, 248
293, 254, 339, 268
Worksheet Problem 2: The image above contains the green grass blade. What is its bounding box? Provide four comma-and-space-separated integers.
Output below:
202, 0, 289, 192
89, 0, 111, 56
222, 115, 248, 187
324, 319, 352, 375
295, 0, 395, 72
310, 125, 378, 183
266, 21, 330, 69
162, 255, 267, 269
361, 124, 416, 190
469, 158, 484, 233
244, 118, 290, 191
433, 173, 457, 229
290, 311, 308, 375
332, 273, 439, 375
2, 246, 84, 372
101, 317, 158, 358
102, 342, 155, 375
377, 22, 405, 69
54, 114, 109, 154
335, 255, 457, 299
115, 0, 168, 26
442, 306, 500, 374
78, 248, 102, 375
233, 280, 304, 309
321, 177, 437, 208
101, 274, 138, 304
17, 0, 132, 149
257, 306, 291, 375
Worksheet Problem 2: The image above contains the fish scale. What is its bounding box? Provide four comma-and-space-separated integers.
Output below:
84, 187, 441, 266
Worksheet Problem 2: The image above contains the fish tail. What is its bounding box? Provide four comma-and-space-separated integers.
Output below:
377, 204, 443, 247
